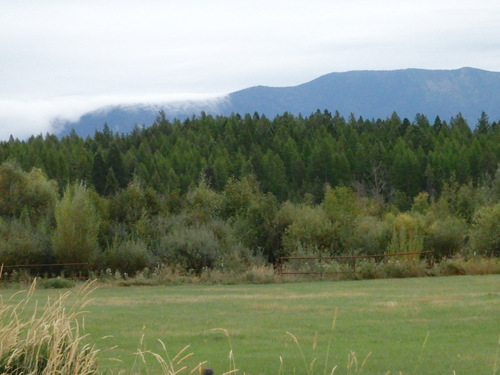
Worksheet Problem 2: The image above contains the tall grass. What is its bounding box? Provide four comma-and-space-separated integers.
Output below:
0, 278, 101, 375
0, 276, 498, 374
134, 337, 206, 375
281, 311, 371, 375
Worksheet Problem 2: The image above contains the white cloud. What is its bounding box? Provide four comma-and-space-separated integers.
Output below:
0, 93, 224, 140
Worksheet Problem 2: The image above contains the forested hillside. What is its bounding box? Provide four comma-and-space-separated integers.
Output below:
1, 110, 500, 276
60, 68, 500, 137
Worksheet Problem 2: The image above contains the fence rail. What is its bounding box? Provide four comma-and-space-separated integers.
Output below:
277, 251, 434, 275
1, 263, 89, 269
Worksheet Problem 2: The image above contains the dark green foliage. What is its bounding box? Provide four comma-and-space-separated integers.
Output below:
184, 176, 221, 222
0, 218, 54, 266
0, 161, 58, 225
52, 182, 100, 266
91, 151, 107, 195
424, 216, 467, 258
280, 203, 338, 256
1, 111, 500, 206
469, 202, 500, 257
109, 178, 163, 232
1, 109, 500, 273
349, 216, 391, 255
97, 240, 153, 275
233, 191, 279, 262
38, 277, 75, 289
107, 141, 128, 190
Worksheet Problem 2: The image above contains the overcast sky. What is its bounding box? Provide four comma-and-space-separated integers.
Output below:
1, 0, 500, 140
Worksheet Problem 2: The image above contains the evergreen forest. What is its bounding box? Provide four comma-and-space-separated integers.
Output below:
1, 110, 500, 277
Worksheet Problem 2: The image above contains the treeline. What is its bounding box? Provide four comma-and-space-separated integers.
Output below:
1, 110, 500, 275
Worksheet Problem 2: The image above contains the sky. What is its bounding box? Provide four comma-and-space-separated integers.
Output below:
1, 0, 500, 140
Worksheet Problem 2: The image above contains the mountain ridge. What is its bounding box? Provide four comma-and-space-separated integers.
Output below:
60, 67, 500, 136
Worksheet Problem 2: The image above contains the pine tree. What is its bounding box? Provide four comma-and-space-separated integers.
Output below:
107, 141, 127, 189
91, 151, 107, 195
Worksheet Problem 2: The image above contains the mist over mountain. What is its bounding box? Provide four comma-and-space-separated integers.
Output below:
60, 67, 500, 137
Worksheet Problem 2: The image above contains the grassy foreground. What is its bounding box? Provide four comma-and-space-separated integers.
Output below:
2, 275, 500, 375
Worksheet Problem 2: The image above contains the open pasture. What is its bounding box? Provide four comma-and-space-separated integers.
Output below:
2, 275, 500, 375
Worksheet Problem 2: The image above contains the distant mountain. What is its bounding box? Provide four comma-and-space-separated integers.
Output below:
60, 67, 500, 137
58, 97, 231, 137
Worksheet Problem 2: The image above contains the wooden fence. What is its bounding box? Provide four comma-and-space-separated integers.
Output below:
276, 251, 435, 275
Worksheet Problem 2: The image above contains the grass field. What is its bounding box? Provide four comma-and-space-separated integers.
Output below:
2, 275, 499, 375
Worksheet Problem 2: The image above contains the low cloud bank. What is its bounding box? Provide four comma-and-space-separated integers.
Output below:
0, 93, 226, 141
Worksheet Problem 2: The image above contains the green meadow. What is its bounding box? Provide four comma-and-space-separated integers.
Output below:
2, 275, 499, 375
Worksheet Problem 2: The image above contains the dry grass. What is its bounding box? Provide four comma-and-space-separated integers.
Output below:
133, 337, 206, 375
0, 278, 101, 375
85, 257, 500, 288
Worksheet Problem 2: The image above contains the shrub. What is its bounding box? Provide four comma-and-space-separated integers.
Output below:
281, 204, 338, 256
424, 216, 467, 258
184, 176, 222, 223
219, 175, 261, 218
322, 186, 361, 223
438, 256, 500, 276
160, 225, 223, 275
357, 260, 385, 279
98, 239, 153, 275
411, 191, 430, 214
234, 193, 278, 255
385, 213, 424, 260
348, 216, 391, 255
52, 182, 100, 266
468, 202, 500, 257
109, 179, 164, 231
462, 257, 500, 275
382, 260, 408, 278
0, 218, 54, 267
438, 258, 466, 276
322, 186, 363, 253
0, 161, 59, 225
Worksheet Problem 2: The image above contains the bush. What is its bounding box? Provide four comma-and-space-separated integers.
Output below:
383, 260, 427, 278
0, 161, 59, 225
281, 204, 338, 256
98, 239, 153, 275
160, 225, 223, 275
438, 258, 466, 276
0, 218, 54, 268
461, 257, 500, 275
184, 176, 222, 223
348, 216, 391, 255
231, 195, 279, 263
52, 182, 101, 266
424, 216, 467, 258
357, 260, 385, 279
385, 213, 424, 259
438, 257, 500, 276
109, 179, 164, 231
469, 202, 500, 257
